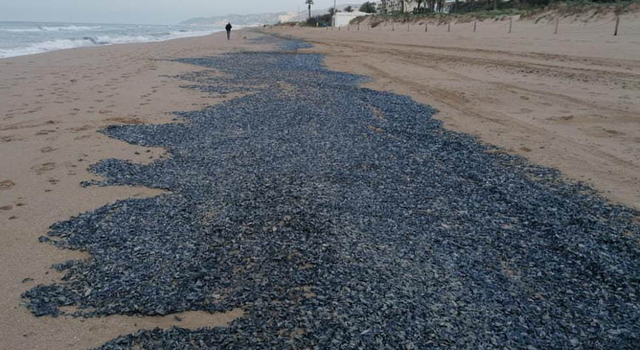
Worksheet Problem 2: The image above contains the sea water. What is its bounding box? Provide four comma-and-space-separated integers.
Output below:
0, 21, 223, 59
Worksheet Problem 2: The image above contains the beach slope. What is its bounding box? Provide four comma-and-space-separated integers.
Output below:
273, 12, 640, 209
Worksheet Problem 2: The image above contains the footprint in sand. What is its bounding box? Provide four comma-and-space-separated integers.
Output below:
584, 126, 625, 138
0, 205, 13, 211
1, 135, 23, 143
35, 129, 56, 136
68, 125, 93, 133
603, 128, 623, 135
0, 180, 16, 190
31, 162, 56, 175
40, 146, 57, 153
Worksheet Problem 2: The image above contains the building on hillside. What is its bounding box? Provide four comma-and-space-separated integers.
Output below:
384, 0, 465, 14
333, 11, 374, 27
441, 0, 467, 13
388, 0, 419, 13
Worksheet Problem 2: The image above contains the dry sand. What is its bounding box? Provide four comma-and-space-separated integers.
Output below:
0, 31, 267, 350
272, 11, 640, 210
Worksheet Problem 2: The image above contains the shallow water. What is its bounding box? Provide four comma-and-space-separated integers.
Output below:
0, 21, 222, 59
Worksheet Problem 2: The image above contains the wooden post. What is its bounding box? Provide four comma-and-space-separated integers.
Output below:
392, 23, 395, 31
358, 24, 360, 31
425, 23, 428, 32
474, 20, 476, 32
509, 17, 512, 33
554, 18, 559, 34
448, 20, 451, 32
614, 16, 620, 36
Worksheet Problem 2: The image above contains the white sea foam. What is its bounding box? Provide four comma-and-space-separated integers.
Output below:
0, 38, 95, 58
40, 25, 104, 31
0, 25, 103, 32
1, 28, 43, 32
93, 29, 218, 44
0, 29, 221, 59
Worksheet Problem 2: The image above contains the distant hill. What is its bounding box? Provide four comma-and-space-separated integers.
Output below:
180, 3, 365, 27
180, 12, 295, 27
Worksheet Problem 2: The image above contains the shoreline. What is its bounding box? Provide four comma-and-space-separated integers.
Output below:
0, 22, 226, 60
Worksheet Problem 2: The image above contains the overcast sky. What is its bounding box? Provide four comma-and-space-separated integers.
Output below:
0, 0, 343, 25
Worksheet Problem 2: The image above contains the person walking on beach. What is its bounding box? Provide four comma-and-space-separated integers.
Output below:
225, 22, 232, 40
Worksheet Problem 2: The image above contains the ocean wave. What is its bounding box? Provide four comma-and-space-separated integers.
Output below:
1, 28, 43, 33
0, 29, 221, 59
0, 38, 96, 58
93, 30, 215, 44
40, 25, 103, 31
0, 25, 103, 33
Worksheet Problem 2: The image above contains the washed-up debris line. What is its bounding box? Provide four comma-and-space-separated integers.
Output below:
25, 35, 639, 349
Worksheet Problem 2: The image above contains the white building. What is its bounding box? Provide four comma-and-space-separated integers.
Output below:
333, 11, 373, 27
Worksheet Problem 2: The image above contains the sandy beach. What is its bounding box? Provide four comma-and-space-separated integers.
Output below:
1, 11, 639, 349
272, 11, 640, 210
0, 31, 265, 350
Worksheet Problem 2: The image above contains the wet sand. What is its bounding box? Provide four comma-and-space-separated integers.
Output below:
0, 30, 262, 350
